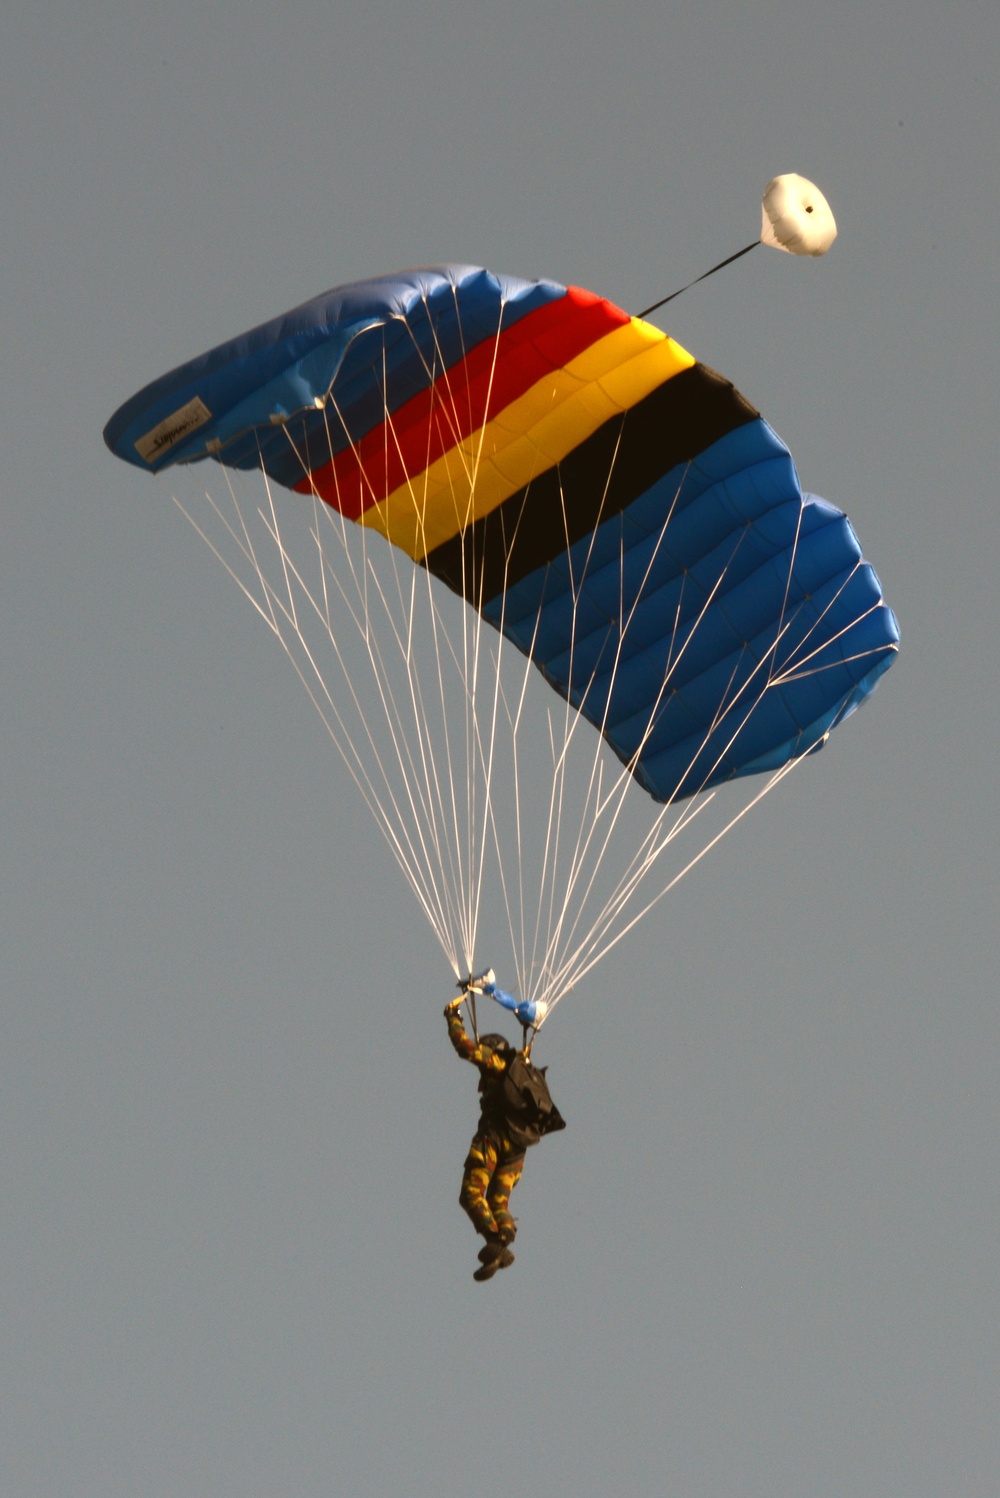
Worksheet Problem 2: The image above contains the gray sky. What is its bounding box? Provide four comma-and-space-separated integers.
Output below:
3, 2, 998, 1494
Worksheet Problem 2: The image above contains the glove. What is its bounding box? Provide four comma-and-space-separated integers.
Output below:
444, 995, 464, 1016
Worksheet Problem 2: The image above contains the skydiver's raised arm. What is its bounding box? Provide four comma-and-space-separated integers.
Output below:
443, 999, 508, 1072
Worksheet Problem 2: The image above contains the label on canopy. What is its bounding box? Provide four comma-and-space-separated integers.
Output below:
134, 396, 213, 465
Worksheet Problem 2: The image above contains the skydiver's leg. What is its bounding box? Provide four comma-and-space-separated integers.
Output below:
459, 1133, 500, 1241
485, 1144, 524, 1245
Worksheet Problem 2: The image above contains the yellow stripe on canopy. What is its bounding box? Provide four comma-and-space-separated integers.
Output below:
358, 320, 695, 561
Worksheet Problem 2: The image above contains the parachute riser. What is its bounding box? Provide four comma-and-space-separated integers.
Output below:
458, 972, 481, 1043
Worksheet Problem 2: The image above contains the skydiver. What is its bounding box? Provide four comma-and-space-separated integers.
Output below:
444, 970, 565, 1282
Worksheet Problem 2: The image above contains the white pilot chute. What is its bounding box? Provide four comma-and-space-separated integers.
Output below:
760, 173, 837, 256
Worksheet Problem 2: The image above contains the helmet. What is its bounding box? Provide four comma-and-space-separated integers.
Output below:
478, 1033, 513, 1056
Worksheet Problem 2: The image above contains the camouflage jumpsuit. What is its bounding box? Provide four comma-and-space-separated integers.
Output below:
445, 1008, 525, 1245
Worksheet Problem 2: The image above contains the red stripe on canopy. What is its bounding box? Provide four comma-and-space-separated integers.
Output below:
296, 286, 630, 519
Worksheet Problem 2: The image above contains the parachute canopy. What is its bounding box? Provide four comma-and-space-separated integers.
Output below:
761, 173, 838, 256
105, 265, 896, 808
